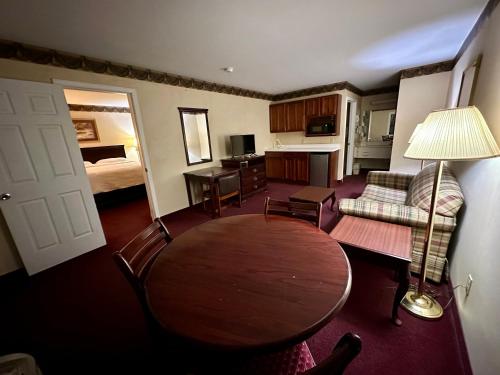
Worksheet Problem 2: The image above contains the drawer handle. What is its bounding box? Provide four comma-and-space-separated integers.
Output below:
253, 176, 258, 181
252, 168, 257, 173
253, 184, 258, 189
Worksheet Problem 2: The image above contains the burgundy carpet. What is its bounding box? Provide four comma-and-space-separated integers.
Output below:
0, 174, 471, 374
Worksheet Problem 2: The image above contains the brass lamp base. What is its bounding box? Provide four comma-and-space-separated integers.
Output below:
401, 289, 443, 320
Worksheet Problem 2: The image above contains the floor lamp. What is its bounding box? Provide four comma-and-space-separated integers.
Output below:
401, 106, 500, 319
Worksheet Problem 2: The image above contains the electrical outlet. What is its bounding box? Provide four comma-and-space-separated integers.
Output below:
465, 274, 473, 297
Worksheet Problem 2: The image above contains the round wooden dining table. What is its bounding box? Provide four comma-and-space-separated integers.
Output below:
145, 214, 351, 353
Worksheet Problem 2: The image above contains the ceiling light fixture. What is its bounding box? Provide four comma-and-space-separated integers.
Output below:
222, 66, 234, 73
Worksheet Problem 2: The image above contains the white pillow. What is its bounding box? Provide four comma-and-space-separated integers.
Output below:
95, 157, 128, 165
83, 161, 94, 167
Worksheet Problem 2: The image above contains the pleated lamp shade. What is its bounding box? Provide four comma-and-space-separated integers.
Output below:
405, 106, 500, 160
408, 123, 424, 144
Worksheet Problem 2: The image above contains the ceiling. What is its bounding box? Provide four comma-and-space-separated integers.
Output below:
1, 0, 487, 94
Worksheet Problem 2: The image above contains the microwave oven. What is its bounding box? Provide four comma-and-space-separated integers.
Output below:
306, 116, 337, 137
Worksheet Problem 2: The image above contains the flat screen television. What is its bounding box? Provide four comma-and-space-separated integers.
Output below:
230, 134, 256, 157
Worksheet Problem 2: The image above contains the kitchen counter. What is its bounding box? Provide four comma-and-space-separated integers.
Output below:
266, 144, 341, 152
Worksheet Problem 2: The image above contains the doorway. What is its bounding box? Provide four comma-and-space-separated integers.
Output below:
54, 80, 159, 220
344, 99, 357, 176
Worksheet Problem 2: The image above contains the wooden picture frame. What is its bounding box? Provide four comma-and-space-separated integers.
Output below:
457, 55, 482, 107
73, 119, 99, 142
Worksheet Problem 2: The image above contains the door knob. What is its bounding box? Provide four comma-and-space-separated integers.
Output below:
1, 193, 11, 201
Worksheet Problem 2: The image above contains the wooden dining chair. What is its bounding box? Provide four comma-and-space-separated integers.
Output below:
264, 197, 322, 228
203, 172, 242, 217
113, 218, 173, 314
233, 333, 361, 375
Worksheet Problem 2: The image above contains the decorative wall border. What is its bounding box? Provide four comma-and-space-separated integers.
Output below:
0, 40, 274, 101
68, 104, 131, 113
273, 81, 363, 102
400, 60, 455, 79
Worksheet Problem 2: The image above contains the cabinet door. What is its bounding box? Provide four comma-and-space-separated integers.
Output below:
328, 150, 339, 187
304, 97, 321, 120
295, 153, 309, 184
270, 103, 286, 133
265, 152, 284, 179
285, 100, 305, 132
319, 94, 338, 116
284, 153, 309, 183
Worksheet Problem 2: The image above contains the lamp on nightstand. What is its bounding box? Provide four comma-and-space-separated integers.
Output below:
402, 106, 500, 319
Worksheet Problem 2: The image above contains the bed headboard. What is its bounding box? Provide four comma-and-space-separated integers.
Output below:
80, 145, 126, 163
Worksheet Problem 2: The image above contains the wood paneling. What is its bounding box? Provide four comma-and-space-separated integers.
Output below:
304, 97, 321, 120
319, 94, 338, 116
269, 103, 286, 133
285, 100, 305, 132
265, 152, 285, 179
284, 152, 309, 184
328, 150, 339, 187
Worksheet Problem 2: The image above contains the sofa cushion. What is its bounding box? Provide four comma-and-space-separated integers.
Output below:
406, 163, 464, 217
358, 184, 407, 205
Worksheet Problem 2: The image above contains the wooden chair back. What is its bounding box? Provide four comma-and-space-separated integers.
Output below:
304, 333, 362, 374
203, 172, 242, 216
113, 218, 173, 300
264, 197, 322, 228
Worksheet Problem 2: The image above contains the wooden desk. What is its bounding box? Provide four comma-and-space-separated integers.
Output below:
329, 215, 412, 326
145, 214, 351, 353
183, 167, 239, 216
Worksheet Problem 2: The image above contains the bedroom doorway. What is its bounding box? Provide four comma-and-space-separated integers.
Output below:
54, 80, 159, 221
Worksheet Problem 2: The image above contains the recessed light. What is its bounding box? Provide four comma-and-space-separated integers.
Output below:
222, 66, 234, 73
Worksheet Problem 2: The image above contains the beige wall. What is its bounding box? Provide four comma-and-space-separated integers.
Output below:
72, 111, 140, 161
445, 5, 500, 375
0, 59, 271, 275
271, 89, 361, 180
389, 71, 451, 174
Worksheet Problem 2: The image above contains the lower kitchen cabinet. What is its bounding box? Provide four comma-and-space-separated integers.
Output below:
265, 150, 338, 187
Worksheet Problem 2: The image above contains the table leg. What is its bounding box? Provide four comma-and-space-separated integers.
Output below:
210, 182, 218, 218
184, 175, 193, 207
392, 261, 410, 326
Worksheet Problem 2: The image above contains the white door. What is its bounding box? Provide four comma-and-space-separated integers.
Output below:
345, 100, 357, 175
0, 78, 106, 275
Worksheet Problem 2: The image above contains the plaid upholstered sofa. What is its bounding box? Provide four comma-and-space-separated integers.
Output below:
339, 163, 464, 282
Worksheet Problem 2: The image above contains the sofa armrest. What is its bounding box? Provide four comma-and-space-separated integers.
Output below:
339, 199, 456, 232
366, 171, 414, 191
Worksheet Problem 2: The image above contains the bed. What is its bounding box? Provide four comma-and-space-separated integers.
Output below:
80, 145, 146, 209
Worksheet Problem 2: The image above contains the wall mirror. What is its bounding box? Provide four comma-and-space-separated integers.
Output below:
179, 107, 213, 166
367, 109, 396, 142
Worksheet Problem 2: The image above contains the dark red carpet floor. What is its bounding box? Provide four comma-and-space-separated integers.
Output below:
0, 174, 471, 374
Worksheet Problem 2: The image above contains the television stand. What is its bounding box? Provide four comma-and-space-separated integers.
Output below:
220, 155, 266, 198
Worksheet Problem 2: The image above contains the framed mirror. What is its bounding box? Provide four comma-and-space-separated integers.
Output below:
367, 109, 396, 141
179, 107, 213, 166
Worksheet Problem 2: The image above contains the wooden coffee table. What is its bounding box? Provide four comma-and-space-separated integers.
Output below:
329, 215, 412, 326
289, 186, 336, 210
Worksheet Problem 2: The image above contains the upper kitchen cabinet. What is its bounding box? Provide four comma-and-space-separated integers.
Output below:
305, 94, 339, 119
270, 103, 286, 133
270, 101, 305, 133
270, 94, 339, 133
285, 100, 305, 132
